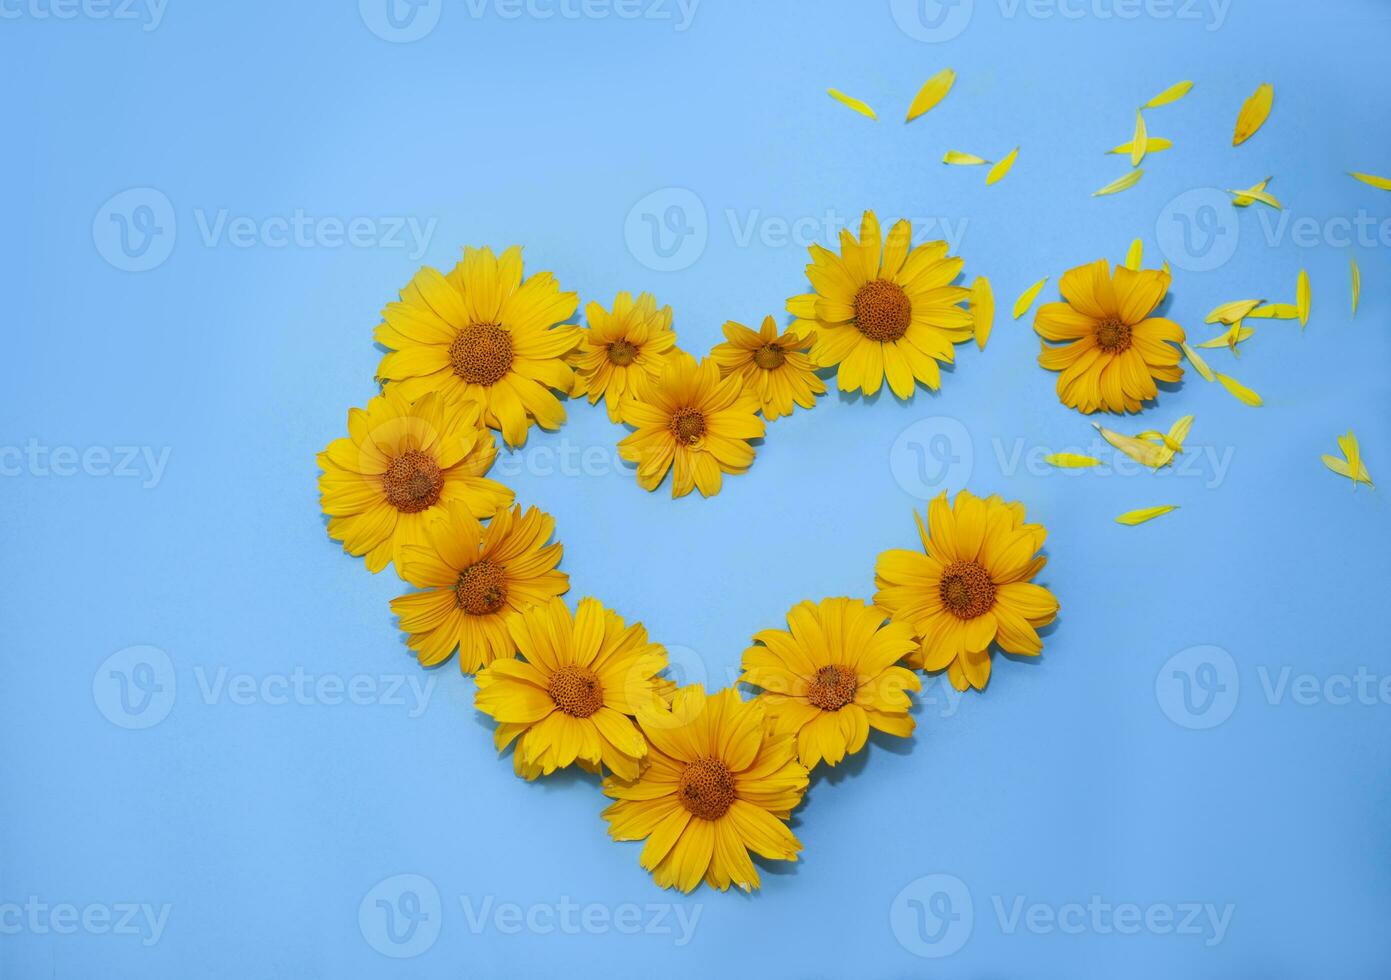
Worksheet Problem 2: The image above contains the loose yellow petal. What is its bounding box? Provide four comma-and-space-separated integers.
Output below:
1164, 415, 1195, 452
1228, 177, 1272, 207
1233, 83, 1273, 146
1093, 170, 1144, 196
1124, 238, 1143, 270
1116, 505, 1178, 526
906, 68, 955, 122
1349, 172, 1391, 191
970, 275, 994, 350
1215, 372, 1263, 407
828, 88, 876, 119
1143, 80, 1193, 109
1296, 269, 1310, 327
1197, 323, 1254, 352
1109, 137, 1173, 156
1248, 303, 1299, 319
1351, 255, 1361, 317
1323, 430, 1373, 487
1181, 342, 1215, 382
1094, 423, 1175, 469
1044, 453, 1101, 468
986, 147, 1019, 185
1012, 277, 1048, 319
1130, 111, 1147, 167
1206, 299, 1262, 324
943, 150, 990, 165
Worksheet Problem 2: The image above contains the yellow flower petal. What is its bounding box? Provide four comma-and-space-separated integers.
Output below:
1296, 269, 1310, 327
1215, 371, 1263, 406
1094, 423, 1175, 469
1093, 170, 1144, 196
1248, 303, 1299, 319
1130, 111, 1147, 167
1228, 176, 1273, 207
1351, 255, 1361, 318
986, 147, 1019, 185
906, 68, 955, 122
1124, 238, 1143, 271
1109, 137, 1173, 156
828, 88, 876, 119
1323, 429, 1373, 487
943, 150, 990, 165
1012, 277, 1048, 319
1206, 299, 1262, 324
1181, 342, 1215, 382
1143, 80, 1193, 109
1044, 453, 1100, 468
1349, 172, 1391, 191
1116, 505, 1178, 526
970, 275, 994, 349
1197, 323, 1254, 351
1233, 83, 1273, 146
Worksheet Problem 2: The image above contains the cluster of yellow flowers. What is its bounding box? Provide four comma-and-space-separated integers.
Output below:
317, 212, 1063, 893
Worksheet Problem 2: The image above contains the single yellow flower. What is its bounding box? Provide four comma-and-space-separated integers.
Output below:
739, 598, 920, 770
374, 246, 580, 447
475, 597, 672, 780
617, 352, 765, 498
1034, 259, 1184, 414
570, 291, 680, 422
786, 210, 972, 398
874, 490, 1059, 692
602, 685, 808, 893
390, 503, 567, 673
710, 316, 825, 421
316, 388, 513, 574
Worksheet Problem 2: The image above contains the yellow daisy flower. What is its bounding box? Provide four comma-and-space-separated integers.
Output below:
617, 352, 765, 498
786, 211, 972, 398
875, 489, 1059, 692
570, 291, 680, 422
739, 598, 920, 770
317, 388, 513, 574
601, 685, 808, 893
1035, 259, 1185, 414
390, 502, 568, 673
474, 597, 672, 780
710, 316, 826, 421
374, 246, 581, 447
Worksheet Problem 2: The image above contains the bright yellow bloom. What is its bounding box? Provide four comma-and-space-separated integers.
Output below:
317, 388, 512, 574
602, 686, 808, 893
874, 490, 1059, 692
710, 316, 825, 421
570, 291, 680, 422
475, 597, 671, 780
1035, 259, 1184, 414
786, 211, 972, 398
390, 503, 567, 673
374, 246, 580, 447
739, 598, 920, 770
617, 353, 765, 498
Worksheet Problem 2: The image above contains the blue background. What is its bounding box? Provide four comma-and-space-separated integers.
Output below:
4, 0, 1390, 976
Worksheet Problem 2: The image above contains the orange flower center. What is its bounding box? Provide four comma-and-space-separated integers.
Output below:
853, 279, 911, 342
381, 450, 443, 513
677, 757, 736, 821
607, 339, 637, 366
939, 560, 996, 620
753, 344, 786, 370
455, 560, 507, 615
449, 322, 514, 386
807, 664, 858, 711
1095, 318, 1132, 353
547, 664, 604, 718
669, 407, 706, 445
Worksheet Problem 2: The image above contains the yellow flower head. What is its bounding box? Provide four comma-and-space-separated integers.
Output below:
475, 597, 672, 781
374, 246, 581, 447
786, 210, 972, 398
390, 503, 568, 673
710, 316, 826, 421
874, 490, 1059, 692
317, 388, 513, 574
617, 352, 765, 499
602, 685, 808, 893
570, 291, 680, 422
739, 598, 920, 770
1035, 258, 1185, 414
